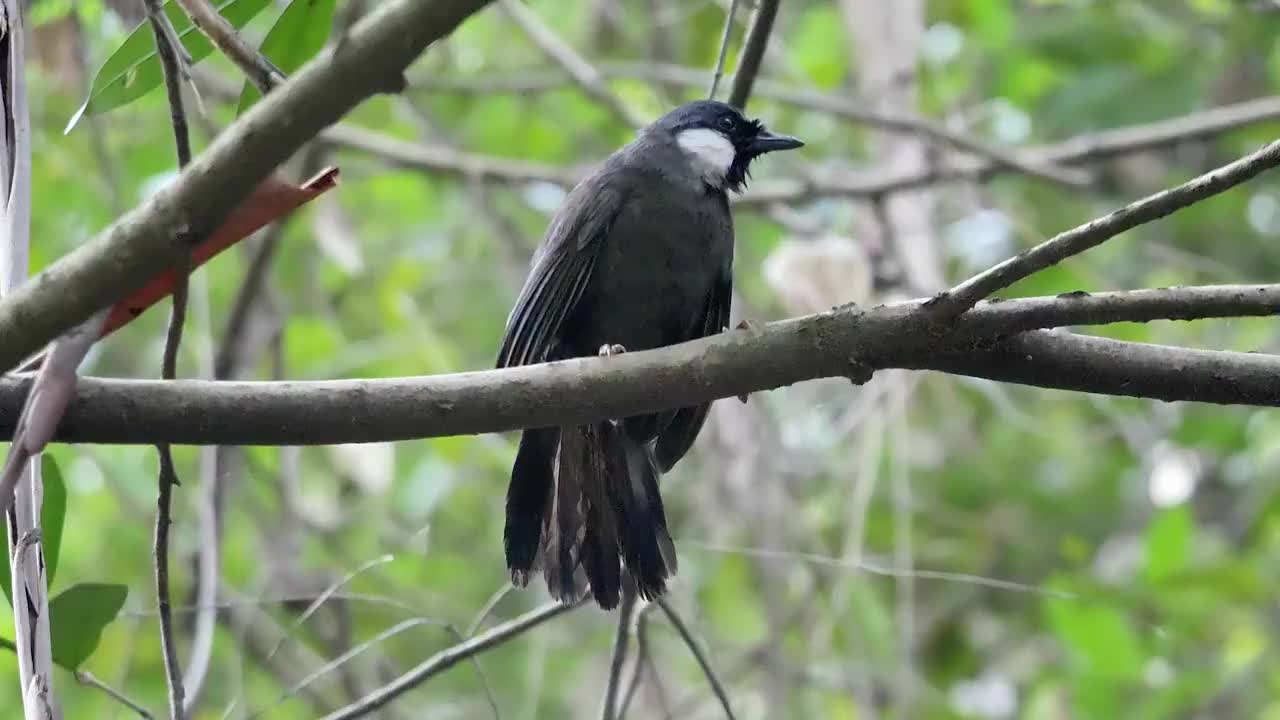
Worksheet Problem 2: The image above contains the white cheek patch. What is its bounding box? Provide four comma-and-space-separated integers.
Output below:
676, 128, 736, 186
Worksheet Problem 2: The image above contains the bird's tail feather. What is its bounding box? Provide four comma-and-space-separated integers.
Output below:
504, 420, 678, 607
609, 423, 677, 599
505, 427, 558, 587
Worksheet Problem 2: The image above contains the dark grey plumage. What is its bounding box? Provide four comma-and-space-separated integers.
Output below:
496, 100, 802, 609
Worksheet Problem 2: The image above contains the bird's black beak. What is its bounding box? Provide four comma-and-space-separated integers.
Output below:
748, 129, 804, 155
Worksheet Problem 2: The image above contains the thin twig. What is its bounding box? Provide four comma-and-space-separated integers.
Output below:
497, 0, 646, 129
320, 601, 579, 720
932, 137, 1280, 315
601, 587, 637, 720
654, 598, 736, 719
172, 0, 284, 94
145, 0, 194, 714
154, 448, 186, 719
75, 670, 156, 719
617, 604, 657, 720
707, 0, 739, 100
726, 0, 780, 109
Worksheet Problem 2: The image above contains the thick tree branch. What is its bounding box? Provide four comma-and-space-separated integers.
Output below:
933, 137, 1280, 315
0, 0, 494, 375
1, 285, 1278, 445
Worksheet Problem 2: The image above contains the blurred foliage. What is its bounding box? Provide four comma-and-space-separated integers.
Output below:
5, 0, 1280, 718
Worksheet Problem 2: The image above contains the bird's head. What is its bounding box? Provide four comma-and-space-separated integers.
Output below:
655, 100, 803, 193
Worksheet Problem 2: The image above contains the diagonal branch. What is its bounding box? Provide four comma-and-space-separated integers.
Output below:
172, 0, 283, 94
654, 598, 736, 720
932, 137, 1280, 315
497, 0, 645, 129
320, 601, 579, 720
3, 284, 1280, 446
0, 0, 494, 375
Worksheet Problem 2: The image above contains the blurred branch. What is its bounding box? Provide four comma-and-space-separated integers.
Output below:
339, 90, 1280, 204
320, 601, 579, 720
933, 136, 1280, 315
172, 0, 283, 93
726, 0, 778, 109
75, 667, 155, 718
0, 0, 494, 375
497, 0, 645, 129
654, 598, 736, 720
6, 284, 1280, 444
707, 0, 738, 100
601, 588, 637, 720
318, 124, 580, 185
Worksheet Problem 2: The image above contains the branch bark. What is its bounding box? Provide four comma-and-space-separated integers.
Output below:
933, 136, 1280, 315
2, 285, 1278, 445
0, 0, 494, 375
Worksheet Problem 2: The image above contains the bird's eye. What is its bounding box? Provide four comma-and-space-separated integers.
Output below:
718, 116, 736, 132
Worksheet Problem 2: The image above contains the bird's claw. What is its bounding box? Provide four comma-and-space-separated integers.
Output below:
733, 320, 756, 402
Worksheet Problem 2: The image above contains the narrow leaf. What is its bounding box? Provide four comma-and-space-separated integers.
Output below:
48, 583, 128, 670
67, 0, 273, 132
236, 0, 337, 116
40, 455, 66, 586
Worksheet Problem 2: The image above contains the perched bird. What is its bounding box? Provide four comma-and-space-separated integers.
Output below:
496, 100, 803, 608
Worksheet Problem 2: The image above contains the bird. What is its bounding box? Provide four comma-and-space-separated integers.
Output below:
495, 100, 803, 609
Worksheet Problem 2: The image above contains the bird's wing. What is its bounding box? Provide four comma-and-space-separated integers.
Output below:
654, 265, 733, 472
496, 173, 626, 368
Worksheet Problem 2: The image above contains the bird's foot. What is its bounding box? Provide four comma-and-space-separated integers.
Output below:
732, 320, 757, 403
598, 343, 627, 357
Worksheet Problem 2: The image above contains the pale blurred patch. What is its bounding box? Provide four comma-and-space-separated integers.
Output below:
762, 234, 873, 316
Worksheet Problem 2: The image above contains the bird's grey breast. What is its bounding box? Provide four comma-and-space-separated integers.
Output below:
570, 141, 733, 352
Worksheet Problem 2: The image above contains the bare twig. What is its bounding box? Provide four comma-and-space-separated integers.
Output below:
654, 598, 736, 720
707, 0, 739, 100
75, 670, 156, 719
933, 137, 1280, 315
320, 601, 579, 720
144, 0, 194, 714
617, 604, 657, 720
601, 587, 638, 720
318, 124, 579, 186
726, 0, 779, 109
154, 448, 186, 718
497, 0, 645, 129
757, 84, 1089, 187
171, 0, 284, 93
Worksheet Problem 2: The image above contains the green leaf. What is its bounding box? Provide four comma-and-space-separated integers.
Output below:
1046, 583, 1146, 678
1144, 506, 1193, 584
41, 456, 68, 587
236, 0, 337, 116
67, 0, 274, 132
49, 583, 129, 670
